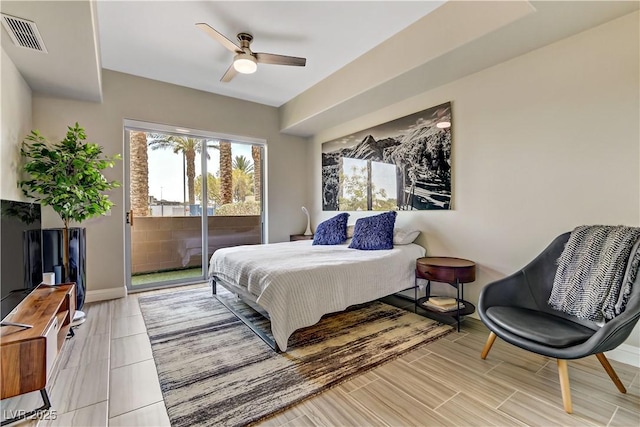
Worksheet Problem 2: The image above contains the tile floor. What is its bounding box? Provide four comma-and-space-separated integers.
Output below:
3, 283, 639, 426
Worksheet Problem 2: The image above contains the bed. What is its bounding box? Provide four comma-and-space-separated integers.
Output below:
208, 240, 425, 351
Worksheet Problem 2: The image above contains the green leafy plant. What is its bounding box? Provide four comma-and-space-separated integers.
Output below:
215, 200, 260, 216
19, 123, 121, 279
19, 123, 121, 228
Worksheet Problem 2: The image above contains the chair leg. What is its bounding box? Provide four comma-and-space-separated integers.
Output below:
481, 331, 497, 360
557, 359, 573, 414
595, 353, 627, 393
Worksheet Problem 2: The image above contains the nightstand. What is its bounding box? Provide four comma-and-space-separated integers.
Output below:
415, 256, 476, 331
290, 234, 314, 241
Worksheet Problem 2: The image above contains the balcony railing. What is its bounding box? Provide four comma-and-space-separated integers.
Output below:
131, 215, 261, 275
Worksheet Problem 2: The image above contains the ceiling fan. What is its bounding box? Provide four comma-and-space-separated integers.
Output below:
196, 23, 307, 82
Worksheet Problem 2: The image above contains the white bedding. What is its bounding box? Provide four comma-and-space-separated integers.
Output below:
208, 240, 425, 350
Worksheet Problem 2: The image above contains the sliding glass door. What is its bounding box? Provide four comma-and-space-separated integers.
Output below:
124, 121, 265, 291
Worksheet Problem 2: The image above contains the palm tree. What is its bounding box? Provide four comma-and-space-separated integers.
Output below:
147, 135, 209, 206
129, 131, 149, 216
232, 168, 253, 202
233, 155, 254, 174
251, 145, 261, 202
231, 155, 254, 203
219, 141, 233, 205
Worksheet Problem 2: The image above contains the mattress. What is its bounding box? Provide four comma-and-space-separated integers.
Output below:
209, 240, 425, 350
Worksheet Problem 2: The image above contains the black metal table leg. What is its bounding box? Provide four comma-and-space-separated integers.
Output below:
1, 389, 51, 426
414, 276, 418, 313
456, 279, 461, 332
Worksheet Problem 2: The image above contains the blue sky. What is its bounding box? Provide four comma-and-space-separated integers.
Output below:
148, 142, 253, 202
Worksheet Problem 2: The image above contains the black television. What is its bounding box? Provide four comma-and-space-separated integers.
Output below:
1, 199, 43, 319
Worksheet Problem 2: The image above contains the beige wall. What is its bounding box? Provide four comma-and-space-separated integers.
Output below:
309, 13, 640, 346
32, 70, 308, 293
1, 47, 32, 201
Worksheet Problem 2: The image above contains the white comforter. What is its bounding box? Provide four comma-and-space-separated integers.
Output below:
208, 240, 425, 350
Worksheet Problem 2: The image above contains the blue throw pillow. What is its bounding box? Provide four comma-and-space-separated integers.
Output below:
349, 211, 397, 250
313, 213, 350, 245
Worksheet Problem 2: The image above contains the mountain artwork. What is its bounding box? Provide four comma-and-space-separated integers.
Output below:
322, 102, 452, 211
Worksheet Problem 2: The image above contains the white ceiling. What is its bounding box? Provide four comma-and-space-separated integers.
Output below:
1, 0, 638, 127
1, 0, 102, 102
280, 0, 640, 135
97, 1, 444, 107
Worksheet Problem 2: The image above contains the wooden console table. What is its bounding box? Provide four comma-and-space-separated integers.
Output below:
290, 234, 314, 241
415, 257, 476, 331
0, 283, 75, 425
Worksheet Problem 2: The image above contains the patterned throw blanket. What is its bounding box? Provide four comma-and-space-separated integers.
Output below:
549, 225, 640, 322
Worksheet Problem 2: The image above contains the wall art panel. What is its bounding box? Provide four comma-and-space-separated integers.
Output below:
322, 101, 452, 211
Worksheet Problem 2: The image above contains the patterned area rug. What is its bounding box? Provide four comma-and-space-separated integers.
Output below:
138, 287, 452, 427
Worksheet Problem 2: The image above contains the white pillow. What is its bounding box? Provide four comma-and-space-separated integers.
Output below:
346, 224, 355, 239
393, 227, 420, 245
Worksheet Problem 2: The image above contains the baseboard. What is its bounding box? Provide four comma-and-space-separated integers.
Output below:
606, 343, 640, 368
85, 286, 126, 303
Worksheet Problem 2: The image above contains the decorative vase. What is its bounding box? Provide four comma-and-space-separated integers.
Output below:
42, 228, 86, 311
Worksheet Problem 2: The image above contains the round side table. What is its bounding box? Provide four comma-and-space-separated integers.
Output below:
415, 256, 476, 331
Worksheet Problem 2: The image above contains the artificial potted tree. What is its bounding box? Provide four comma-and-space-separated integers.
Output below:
19, 123, 120, 322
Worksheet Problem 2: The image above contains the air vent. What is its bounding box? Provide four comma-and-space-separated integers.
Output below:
1, 13, 47, 53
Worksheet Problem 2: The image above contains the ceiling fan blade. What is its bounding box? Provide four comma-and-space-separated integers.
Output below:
220, 64, 237, 83
196, 23, 241, 53
255, 52, 306, 67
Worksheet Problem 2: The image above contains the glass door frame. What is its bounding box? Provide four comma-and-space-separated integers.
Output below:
123, 119, 266, 293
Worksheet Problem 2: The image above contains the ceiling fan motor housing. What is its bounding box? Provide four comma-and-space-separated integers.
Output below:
237, 32, 253, 50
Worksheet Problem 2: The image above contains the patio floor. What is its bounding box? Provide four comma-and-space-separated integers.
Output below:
131, 267, 203, 286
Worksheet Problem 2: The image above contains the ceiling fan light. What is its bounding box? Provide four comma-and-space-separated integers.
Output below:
436, 121, 451, 129
233, 53, 257, 74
